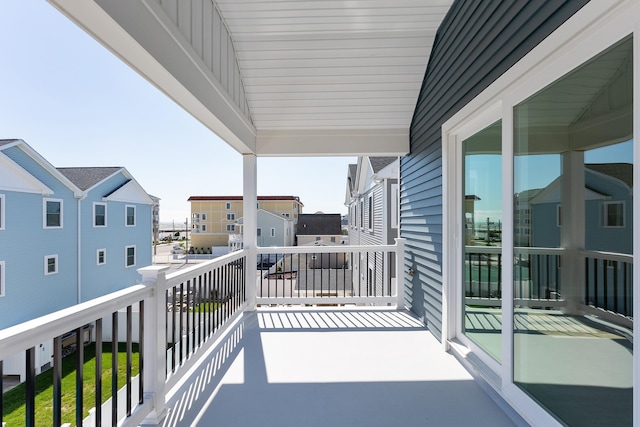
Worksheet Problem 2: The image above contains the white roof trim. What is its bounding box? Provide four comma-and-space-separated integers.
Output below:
0, 151, 54, 195
103, 180, 154, 205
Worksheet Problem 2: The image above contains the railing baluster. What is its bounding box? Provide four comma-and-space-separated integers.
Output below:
603, 259, 609, 311
613, 260, 619, 314
126, 306, 132, 417
594, 258, 599, 309
171, 288, 176, 373
0, 360, 3, 423
53, 336, 62, 427
76, 326, 84, 427
138, 301, 144, 405
111, 312, 118, 427
25, 347, 35, 427
96, 318, 103, 427
179, 282, 184, 366
487, 253, 492, 299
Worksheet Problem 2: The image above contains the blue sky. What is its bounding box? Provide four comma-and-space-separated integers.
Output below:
0, 1, 355, 223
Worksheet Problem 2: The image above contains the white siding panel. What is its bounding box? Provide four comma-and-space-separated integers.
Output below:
177, 0, 191, 42
192, 0, 203, 57
212, 10, 222, 80
203, 1, 213, 69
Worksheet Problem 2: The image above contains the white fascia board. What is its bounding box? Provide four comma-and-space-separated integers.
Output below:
0, 151, 54, 195
47, 0, 256, 154
104, 180, 154, 205
255, 129, 408, 157
7, 140, 82, 197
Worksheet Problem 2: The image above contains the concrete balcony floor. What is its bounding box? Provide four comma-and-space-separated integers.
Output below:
161, 308, 524, 427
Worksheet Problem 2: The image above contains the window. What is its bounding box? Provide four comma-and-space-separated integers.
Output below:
0, 261, 4, 297
94, 203, 107, 227
125, 205, 136, 226
391, 184, 399, 229
360, 200, 364, 228
0, 194, 4, 230
603, 201, 624, 227
270, 228, 275, 237
202, 224, 207, 232
226, 202, 231, 210
315, 236, 321, 241
125, 246, 136, 267
201, 213, 207, 220
282, 213, 290, 218
44, 198, 63, 228
331, 237, 336, 243
97, 249, 106, 265
226, 224, 235, 232
44, 255, 58, 275
557, 205, 562, 227
227, 213, 236, 221
368, 194, 373, 230
257, 228, 262, 237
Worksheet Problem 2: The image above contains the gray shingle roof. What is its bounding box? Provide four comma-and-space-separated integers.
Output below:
0, 139, 19, 148
57, 167, 122, 190
586, 163, 633, 188
297, 214, 342, 235
370, 157, 397, 173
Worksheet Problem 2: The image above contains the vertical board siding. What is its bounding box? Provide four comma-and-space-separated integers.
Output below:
401, 0, 589, 338
154, 0, 251, 123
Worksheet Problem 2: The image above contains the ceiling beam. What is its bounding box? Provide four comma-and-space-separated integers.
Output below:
256, 129, 409, 157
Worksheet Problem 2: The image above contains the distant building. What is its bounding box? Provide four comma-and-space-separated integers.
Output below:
188, 195, 303, 248
0, 139, 153, 378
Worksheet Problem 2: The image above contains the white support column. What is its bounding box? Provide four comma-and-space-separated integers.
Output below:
137, 265, 169, 425
561, 150, 586, 315
243, 154, 258, 310
394, 238, 406, 309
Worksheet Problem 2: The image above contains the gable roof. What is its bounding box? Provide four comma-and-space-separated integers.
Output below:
585, 163, 633, 189
297, 214, 342, 235
57, 167, 122, 191
370, 157, 397, 173
104, 179, 154, 205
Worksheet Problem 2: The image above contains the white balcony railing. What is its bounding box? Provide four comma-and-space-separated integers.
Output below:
0, 240, 405, 426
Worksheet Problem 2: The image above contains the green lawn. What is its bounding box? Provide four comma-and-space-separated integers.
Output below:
3, 342, 139, 426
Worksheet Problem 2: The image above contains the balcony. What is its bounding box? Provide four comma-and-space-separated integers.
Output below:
0, 243, 523, 427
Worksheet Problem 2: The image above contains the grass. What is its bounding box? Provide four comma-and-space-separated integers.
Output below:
2, 342, 139, 426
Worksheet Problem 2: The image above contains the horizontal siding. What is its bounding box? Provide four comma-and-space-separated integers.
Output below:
401, 0, 589, 338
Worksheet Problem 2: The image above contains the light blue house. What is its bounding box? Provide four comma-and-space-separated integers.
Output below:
0, 139, 153, 330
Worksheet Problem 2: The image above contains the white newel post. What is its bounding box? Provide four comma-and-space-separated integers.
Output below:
394, 238, 406, 309
138, 265, 169, 425
244, 154, 258, 310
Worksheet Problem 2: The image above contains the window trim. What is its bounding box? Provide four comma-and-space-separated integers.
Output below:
0, 194, 5, 230
270, 227, 276, 237
93, 202, 107, 227
125, 245, 136, 268
125, 205, 136, 227
0, 260, 5, 297
226, 213, 236, 221
226, 202, 231, 210
43, 198, 63, 229
97, 248, 106, 265
440, 3, 638, 426
44, 254, 58, 275
226, 224, 235, 232
367, 193, 374, 231
603, 201, 625, 228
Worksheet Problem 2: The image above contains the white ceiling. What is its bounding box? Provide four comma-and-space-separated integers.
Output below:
216, 0, 452, 131
47, 0, 453, 156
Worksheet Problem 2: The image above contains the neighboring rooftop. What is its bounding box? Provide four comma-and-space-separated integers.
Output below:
586, 163, 633, 188
188, 196, 303, 206
57, 167, 122, 190
297, 213, 342, 235
370, 157, 398, 173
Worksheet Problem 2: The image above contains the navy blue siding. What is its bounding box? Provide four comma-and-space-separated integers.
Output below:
401, 0, 589, 338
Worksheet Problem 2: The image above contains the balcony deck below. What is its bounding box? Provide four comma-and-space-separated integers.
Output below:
161, 308, 525, 427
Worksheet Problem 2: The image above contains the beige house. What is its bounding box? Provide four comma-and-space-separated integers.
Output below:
189, 196, 303, 248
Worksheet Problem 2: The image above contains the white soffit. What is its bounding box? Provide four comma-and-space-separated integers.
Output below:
217, 0, 452, 155
48, 0, 453, 156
